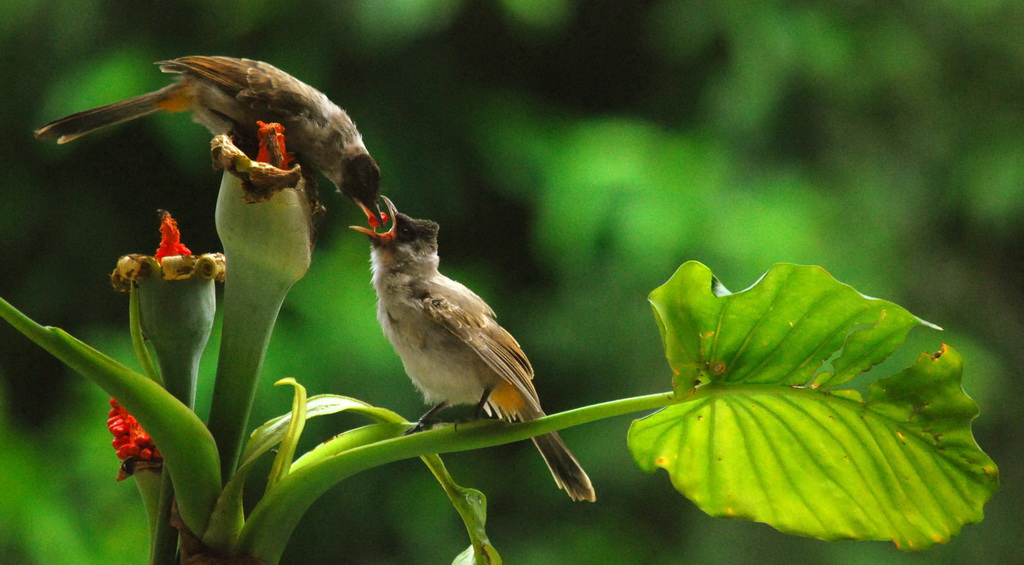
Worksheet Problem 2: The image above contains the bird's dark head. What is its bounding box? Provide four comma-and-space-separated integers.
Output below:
350, 197, 439, 256
341, 146, 383, 225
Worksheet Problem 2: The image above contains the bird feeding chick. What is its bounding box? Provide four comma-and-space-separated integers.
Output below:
36, 56, 383, 224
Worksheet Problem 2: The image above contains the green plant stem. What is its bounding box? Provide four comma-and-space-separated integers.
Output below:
150, 472, 179, 565
207, 167, 312, 483
420, 454, 494, 563
205, 265, 294, 482
131, 286, 179, 565
129, 287, 161, 383
237, 391, 676, 562
138, 279, 214, 559
134, 273, 217, 564
133, 468, 163, 556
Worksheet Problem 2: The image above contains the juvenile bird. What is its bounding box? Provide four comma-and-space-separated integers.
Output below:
351, 198, 595, 502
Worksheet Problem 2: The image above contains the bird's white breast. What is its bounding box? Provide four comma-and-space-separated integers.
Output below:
372, 260, 491, 406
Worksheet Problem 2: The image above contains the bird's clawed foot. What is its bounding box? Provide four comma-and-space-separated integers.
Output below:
404, 401, 449, 435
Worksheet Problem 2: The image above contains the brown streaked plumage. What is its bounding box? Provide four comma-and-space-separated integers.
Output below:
35, 56, 382, 221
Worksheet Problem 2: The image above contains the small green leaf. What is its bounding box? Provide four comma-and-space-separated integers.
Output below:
630, 262, 998, 549
421, 454, 502, 565
266, 378, 308, 493
202, 394, 405, 552
202, 442, 262, 552
233, 423, 407, 560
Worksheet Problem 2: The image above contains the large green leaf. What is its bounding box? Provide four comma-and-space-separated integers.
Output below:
629, 262, 998, 549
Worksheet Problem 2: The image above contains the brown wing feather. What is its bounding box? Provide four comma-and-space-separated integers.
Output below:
158, 56, 253, 95
421, 295, 540, 407
160, 56, 330, 124
236, 63, 324, 120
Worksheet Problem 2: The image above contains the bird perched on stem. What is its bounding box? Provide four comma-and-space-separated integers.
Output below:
351, 197, 596, 502
36, 55, 382, 223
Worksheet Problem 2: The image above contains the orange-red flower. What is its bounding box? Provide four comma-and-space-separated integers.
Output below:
154, 211, 192, 263
107, 398, 162, 480
256, 120, 294, 169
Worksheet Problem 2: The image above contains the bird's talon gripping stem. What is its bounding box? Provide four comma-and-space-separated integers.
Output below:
404, 401, 449, 435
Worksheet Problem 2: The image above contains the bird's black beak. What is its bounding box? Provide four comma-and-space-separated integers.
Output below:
342, 150, 384, 226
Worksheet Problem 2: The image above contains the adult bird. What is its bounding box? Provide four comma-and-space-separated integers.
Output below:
36, 56, 382, 222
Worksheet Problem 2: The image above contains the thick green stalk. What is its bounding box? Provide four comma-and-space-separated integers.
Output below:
131, 286, 176, 565
130, 285, 174, 565
134, 269, 217, 564
206, 158, 313, 481
138, 275, 216, 409
132, 467, 164, 557
149, 473, 179, 565
205, 261, 290, 480
237, 392, 675, 562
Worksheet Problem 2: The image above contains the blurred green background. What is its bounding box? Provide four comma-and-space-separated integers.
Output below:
0, 1, 1020, 563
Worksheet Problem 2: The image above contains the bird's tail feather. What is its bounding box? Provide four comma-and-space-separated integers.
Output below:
35, 84, 183, 144
532, 431, 596, 502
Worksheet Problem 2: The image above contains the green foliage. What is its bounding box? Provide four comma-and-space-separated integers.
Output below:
3, 255, 999, 562
3, 1, 1020, 563
0, 296, 222, 536
200, 395, 400, 553
231, 392, 507, 562
630, 262, 998, 549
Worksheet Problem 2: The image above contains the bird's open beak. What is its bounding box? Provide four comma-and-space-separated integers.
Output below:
350, 196, 398, 240
358, 198, 386, 228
